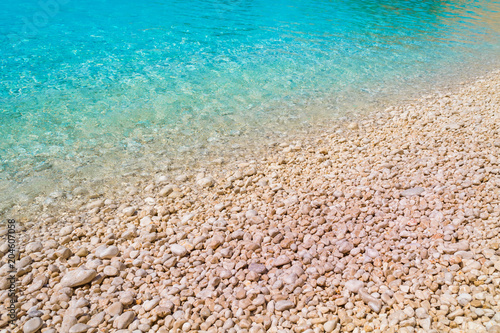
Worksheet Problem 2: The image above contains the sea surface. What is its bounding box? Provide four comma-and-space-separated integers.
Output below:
1, 0, 500, 218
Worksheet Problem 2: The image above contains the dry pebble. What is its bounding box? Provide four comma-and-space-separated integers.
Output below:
400, 187, 425, 197
59, 269, 96, 288
170, 244, 188, 256
345, 280, 364, 293
7, 71, 500, 333
95, 245, 119, 259
23, 317, 43, 333
68, 323, 91, 333
113, 311, 135, 329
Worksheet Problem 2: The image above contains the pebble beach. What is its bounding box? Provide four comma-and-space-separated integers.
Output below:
2, 70, 500, 333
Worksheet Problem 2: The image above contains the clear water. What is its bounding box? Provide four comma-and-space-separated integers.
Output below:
1, 0, 500, 217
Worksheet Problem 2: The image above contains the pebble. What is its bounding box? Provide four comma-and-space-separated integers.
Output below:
366, 248, 379, 258
87, 312, 105, 327
60, 269, 97, 288
113, 311, 135, 329
415, 308, 428, 319
400, 187, 425, 197
25, 241, 43, 254
338, 241, 354, 254
27, 309, 43, 318
345, 280, 364, 293
68, 324, 92, 333
140, 216, 152, 226
197, 176, 215, 187
275, 300, 295, 311
171, 244, 188, 257
61, 316, 77, 333
283, 272, 298, 285
75, 247, 88, 257
274, 255, 291, 267
143, 298, 160, 312
442, 241, 470, 254
23, 317, 43, 333
457, 293, 473, 306
324, 319, 338, 332
103, 265, 119, 276
419, 317, 431, 331
106, 302, 124, 316
59, 226, 73, 237
248, 263, 267, 274
95, 245, 119, 259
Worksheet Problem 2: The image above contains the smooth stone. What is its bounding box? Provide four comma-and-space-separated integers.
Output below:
366, 248, 379, 258
457, 293, 472, 306
171, 244, 188, 257
106, 302, 124, 316
419, 318, 431, 331
16, 256, 33, 269
245, 209, 258, 218
122, 207, 136, 216
103, 266, 119, 276
56, 247, 72, 259
197, 177, 215, 187
95, 245, 119, 259
61, 316, 77, 333
455, 251, 474, 259
23, 317, 43, 333
248, 263, 267, 274
59, 226, 73, 237
274, 255, 291, 267
60, 269, 97, 288
159, 185, 174, 197
442, 242, 470, 254
69, 324, 92, 333
338, 241, 354, 254
275, 300, 295, 311
462, 261, 481, 273
27, 310, 44, 318
252, 294, 266, 306
87, 312, 105, 327
143, 299, 160, 312
26, 242, 43, 254
197, 289, 214, 299
440, 293, 458, 306
348, 122, 359, 130
324, 319, 338, 333
25, 275, 48, 293
114, 312, 135, 329
75, 247, 89, 257
207, 235, 224, 249
415, 307, 428, 319
151, 307, 172, 318
140, 216, 152, 226
283, 273, 298, 285
400, 187, 425, 196
345, 280, 364, 293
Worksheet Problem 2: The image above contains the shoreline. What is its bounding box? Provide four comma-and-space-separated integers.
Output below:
3, 59, 500, 224
2, 69, 500, 332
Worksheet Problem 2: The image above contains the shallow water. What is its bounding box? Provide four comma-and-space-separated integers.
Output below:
1, 0, 499, 218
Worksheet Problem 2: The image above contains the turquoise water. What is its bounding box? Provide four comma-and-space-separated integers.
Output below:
1, 0, 500, 216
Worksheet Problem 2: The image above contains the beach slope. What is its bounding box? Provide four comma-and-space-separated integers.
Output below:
3, 71, 500, 332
